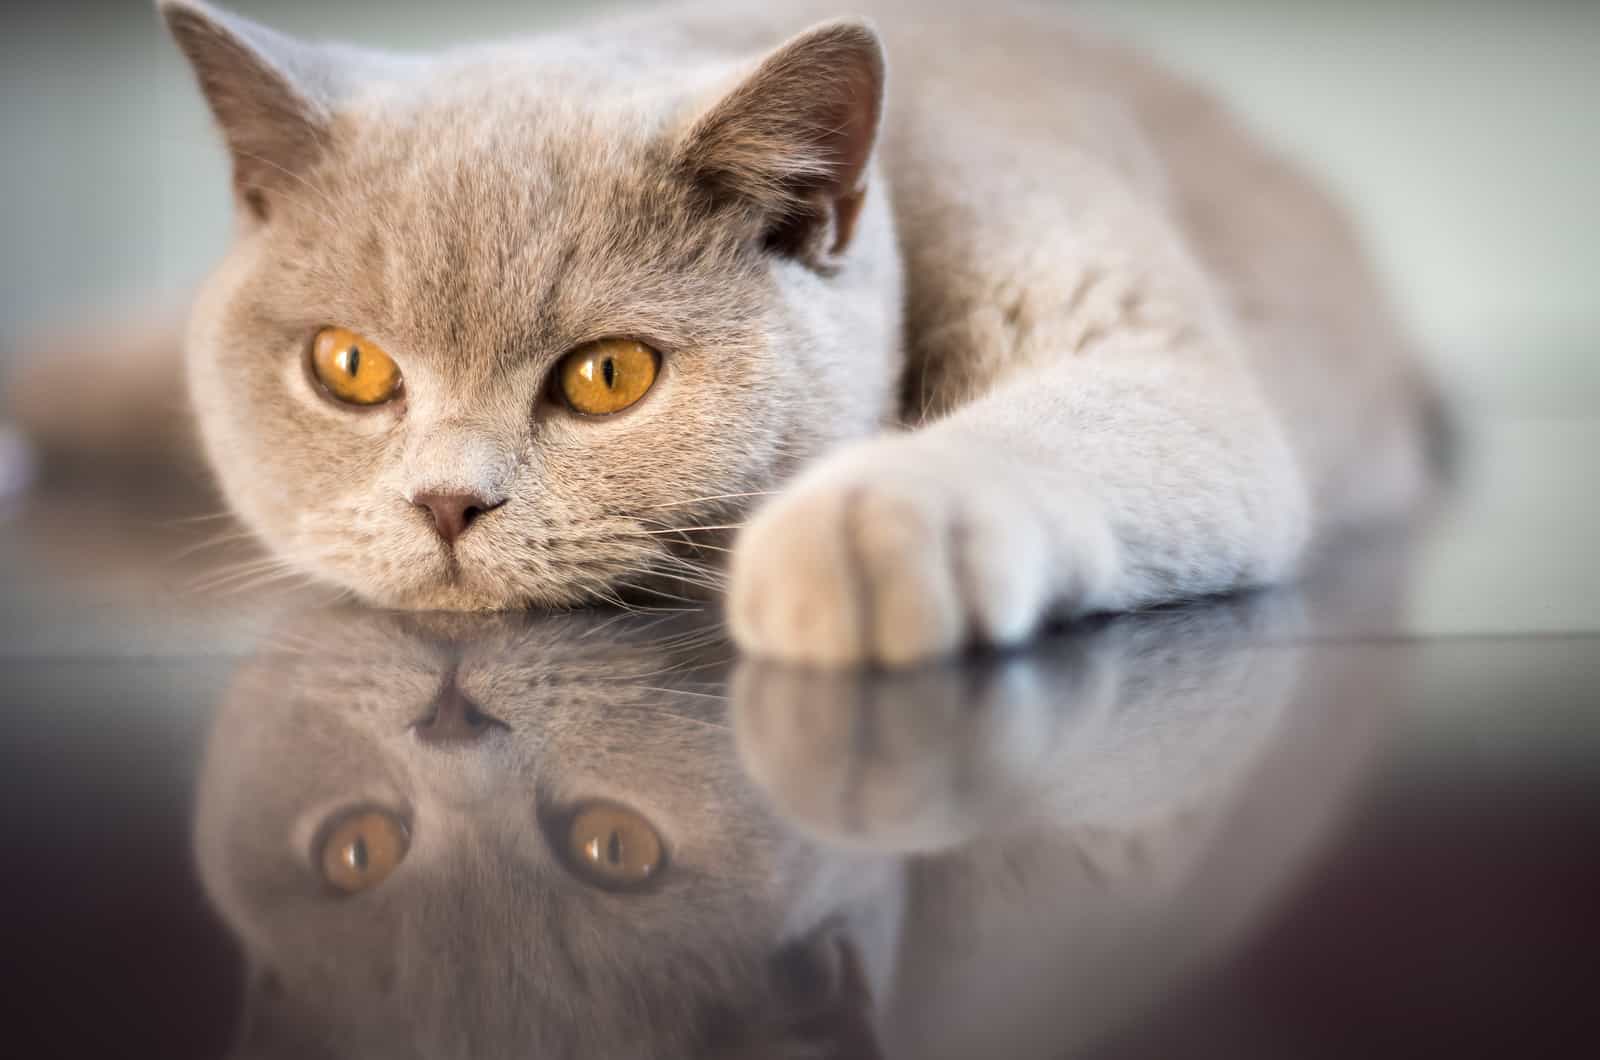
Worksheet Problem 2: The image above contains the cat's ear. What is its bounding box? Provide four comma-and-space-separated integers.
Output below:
159, 0, 330, 222
677, 19, 886, 267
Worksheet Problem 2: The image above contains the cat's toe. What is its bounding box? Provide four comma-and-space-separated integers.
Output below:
841, 485, 968, 664
949, 501, 1053, 648
728, 439, 1055, 666
727, 479, 881, 666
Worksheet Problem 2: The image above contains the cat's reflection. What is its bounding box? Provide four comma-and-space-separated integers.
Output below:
197, 609, 892, 1058
736, 596, 1396, 1059
196, 595, 1393, 1059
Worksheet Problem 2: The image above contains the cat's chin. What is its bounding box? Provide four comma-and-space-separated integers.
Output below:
368, 579, 564, 614
337, 561, 571, 614
353, 563, 714, 614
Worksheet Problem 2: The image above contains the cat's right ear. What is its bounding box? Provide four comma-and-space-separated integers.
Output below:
159, 0, 329, 222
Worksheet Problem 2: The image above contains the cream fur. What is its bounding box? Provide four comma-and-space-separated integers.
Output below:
132, 0, 1442, 663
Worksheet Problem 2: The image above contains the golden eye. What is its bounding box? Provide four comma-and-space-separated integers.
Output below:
317, 810, 409, 894
565, 801, 665, 888
555, 338, 660, 416
310, 327, 403, 406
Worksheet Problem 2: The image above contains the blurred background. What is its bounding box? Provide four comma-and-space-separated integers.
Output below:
3, 0, 1595, 414
0, 0, 1595, 630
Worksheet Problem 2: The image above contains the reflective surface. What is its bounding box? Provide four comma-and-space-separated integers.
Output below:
2, 422, 1597, 1058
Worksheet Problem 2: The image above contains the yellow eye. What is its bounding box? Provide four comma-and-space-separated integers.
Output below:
310, 327, 402, 406
555, 338, 660, 416
565, 802, 665, 888
317, 810, 409, 894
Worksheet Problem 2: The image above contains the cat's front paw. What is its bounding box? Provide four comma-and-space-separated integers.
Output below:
728, 437, 1119, 666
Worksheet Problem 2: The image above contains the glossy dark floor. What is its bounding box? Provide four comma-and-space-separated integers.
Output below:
2, 420, 1596, 1059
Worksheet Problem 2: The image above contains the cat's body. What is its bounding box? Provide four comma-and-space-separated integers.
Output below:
17, 0, 1444, 663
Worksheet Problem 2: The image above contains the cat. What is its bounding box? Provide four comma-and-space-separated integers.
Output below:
13, 0, 1448, 665
195, 590, 1393, 1058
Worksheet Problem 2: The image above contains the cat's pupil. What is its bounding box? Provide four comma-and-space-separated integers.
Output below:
602, 357, 615, 389
342, 345, 361, 378
605, 830, 622, 865
346, 836, 368, 872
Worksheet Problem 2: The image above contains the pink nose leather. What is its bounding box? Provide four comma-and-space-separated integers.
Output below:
412, 491, 501, 545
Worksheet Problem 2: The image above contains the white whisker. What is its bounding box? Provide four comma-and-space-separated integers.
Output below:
638, 523, 745, 536
636, 685, 729, 702
165, 528, 261, 563
638, 490, 778, 510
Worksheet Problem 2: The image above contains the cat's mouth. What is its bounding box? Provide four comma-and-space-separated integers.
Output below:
315, 512, 732, 613
372, 553, 600, 613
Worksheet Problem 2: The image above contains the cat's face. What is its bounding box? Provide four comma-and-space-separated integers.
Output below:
166, 1, 902, 609
196, 608, 896, 1058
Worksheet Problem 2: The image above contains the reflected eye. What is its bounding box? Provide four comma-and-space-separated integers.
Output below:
555, 338, 660, 416
316, 809, 409, 894
564, 801, 665, 889
310, 327, 403, 406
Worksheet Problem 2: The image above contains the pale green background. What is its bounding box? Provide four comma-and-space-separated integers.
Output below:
0, 0, 1595, 635
3, 0, 1595, 417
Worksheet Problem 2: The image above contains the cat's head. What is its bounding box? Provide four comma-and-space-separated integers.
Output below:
195, 608, 898, 1058
162, 0, 902, 609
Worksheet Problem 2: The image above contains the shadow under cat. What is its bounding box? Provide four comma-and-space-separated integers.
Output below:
194, 587, 1401, 1059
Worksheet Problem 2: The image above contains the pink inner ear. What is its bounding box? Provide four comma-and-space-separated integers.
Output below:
830, 187, 868, 256
819, 50, 884, 198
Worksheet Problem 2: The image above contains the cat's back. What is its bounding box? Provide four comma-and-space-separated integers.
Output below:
721, 0, 1432, 516
840, 0, 1399, 336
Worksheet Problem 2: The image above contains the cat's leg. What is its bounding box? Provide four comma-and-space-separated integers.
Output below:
728, 334, 1310, 665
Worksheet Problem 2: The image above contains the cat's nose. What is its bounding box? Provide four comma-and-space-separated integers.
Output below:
412, 677, 507, 747
412, 491, 503, 545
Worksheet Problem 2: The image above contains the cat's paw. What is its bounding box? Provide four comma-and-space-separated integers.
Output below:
728, 436, 1120, 666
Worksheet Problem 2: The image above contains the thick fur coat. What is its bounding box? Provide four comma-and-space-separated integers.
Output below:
12, 0, 1444, 663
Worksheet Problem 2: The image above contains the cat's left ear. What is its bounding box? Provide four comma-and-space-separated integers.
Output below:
677, 19, 886, 268
159, 0, 333, 223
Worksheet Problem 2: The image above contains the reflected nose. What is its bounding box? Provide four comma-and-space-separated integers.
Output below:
412, 676, 507, 747
412, 491, 503, 545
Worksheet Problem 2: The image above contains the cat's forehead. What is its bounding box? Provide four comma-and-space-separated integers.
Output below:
275, 60, 754, 364
334, 58, 688, 223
